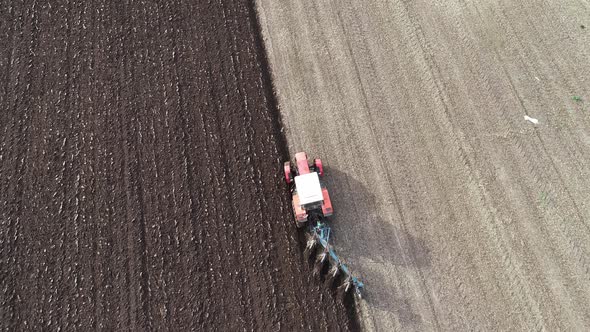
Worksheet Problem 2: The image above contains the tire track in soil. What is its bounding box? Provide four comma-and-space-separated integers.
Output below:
334, 3, 444, 330
398, 2, 549, 330
407, 3, 547, 330
438, 2, 582, 327
484, 6, 590, 310
0, 0, 357, 331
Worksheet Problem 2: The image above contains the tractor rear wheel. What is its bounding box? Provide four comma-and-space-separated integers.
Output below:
284, 162, 293, 184
314, 158, 324, 176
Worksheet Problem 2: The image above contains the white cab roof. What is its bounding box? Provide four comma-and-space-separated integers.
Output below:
294, 172, 323, 206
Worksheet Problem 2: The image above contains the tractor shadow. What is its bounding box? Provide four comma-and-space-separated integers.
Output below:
320, 166, 431, 326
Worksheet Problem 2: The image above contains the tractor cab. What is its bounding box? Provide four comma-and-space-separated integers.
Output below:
294, 172, 324, 209
284, 152, 333, 227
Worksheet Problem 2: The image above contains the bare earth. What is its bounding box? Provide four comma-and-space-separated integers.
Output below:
257, 0, 590, 330
0, 1, 353, 330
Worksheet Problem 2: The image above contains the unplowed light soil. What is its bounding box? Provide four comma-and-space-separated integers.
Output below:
257, 0, 590, 330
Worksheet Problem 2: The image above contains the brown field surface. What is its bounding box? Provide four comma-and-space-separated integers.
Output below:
0, 1, 354, 330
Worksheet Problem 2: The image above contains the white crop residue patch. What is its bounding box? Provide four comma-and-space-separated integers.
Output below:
524, 115, 539, 125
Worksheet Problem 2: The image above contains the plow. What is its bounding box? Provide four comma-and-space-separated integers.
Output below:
284, 152, 364, 297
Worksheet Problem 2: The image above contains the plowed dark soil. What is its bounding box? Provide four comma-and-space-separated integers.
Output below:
0, 1, 353, 330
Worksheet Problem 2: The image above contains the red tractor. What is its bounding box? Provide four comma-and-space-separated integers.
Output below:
284, 152, 333, 227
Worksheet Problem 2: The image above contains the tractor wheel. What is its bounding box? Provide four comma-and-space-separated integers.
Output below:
284, 162, 293, 184
314, 158, 324, 176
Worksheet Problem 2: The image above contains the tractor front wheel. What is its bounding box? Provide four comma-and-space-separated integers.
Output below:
314, 158, 324, 176
284, 162, 293, 184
